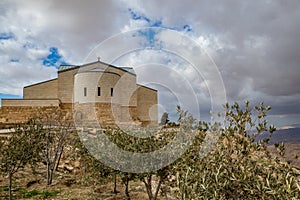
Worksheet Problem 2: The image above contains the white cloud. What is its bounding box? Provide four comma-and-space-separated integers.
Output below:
1, 0, 300, 125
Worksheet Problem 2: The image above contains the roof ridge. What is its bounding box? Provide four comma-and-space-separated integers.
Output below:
58, 61, 136, 75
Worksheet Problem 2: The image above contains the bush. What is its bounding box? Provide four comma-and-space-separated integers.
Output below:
172, 102, 300, 199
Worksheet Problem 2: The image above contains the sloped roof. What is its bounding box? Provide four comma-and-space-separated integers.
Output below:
58, 61, 135, 75
120, 67, 135, 74
58, 65, 76, 71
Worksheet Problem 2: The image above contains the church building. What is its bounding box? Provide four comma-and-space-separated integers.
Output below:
0, 61, 158, 127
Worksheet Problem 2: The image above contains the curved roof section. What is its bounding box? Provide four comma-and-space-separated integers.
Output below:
75, 68, 121, 77
89, 68, 106, 72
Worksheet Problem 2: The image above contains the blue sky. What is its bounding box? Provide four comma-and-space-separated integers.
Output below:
1, 0, 300, 127
42, 47, 69, 68
0, 93, 21, 101
0, 32, 15, 40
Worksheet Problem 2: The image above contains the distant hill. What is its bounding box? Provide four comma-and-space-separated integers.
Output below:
256, 127, 300, 144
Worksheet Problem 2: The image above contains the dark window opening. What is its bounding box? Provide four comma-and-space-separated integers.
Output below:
84, 87, 87, 97
111, 88, 113, 96
98, 87, 101, 96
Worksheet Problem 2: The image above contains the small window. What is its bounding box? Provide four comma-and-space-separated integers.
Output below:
111, 88, 113, 96
84, 87, 87, 97
98, 87, 101, 96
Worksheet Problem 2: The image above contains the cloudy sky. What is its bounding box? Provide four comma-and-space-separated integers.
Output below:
1, 0, 300, 127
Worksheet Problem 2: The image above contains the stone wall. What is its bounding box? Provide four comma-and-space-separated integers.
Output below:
137, 85, 158, 125
0, 106, 59, 123
73, 102, 119, 128
58, 68, 79, 103
24, 79, 58, 99
73, 102, 140, 128
1, 99, 60, 107
0, 101, 141, 127
113, 72, 137, 106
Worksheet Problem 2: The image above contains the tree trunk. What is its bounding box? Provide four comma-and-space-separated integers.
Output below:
148, 176, 152, 193
48, 169, 54, 185
55, 146, 64, 171
143, 175, 162, 200
47, 162, 49, 185
113, 173, 118, 194
143, 176, 153, 200
46, 162, 53, 185
8, 172, 12, 200
153, 178, 163, 200
124, 179, 130, 200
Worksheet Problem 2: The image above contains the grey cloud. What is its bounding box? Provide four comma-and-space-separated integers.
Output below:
1, 0, 300, 126
126, 0, 300, 94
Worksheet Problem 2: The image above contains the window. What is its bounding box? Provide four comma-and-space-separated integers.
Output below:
98, 87, 101, 96
111, 88, 113, 96
84, 87, 87, 97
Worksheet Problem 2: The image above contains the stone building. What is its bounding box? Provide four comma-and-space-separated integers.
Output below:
0, 61, 158, 127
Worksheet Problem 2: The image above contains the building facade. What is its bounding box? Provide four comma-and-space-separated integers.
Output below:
0, 61, 158, 127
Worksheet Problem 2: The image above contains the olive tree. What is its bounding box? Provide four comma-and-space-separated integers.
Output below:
36, 108, 74, 185
0, 118, 42, 200
173, 101, 300, 199
81, 127, 177, 200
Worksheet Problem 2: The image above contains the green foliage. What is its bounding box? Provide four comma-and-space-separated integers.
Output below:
75, 101, 299, 199
274, 142, 286, 157
20, 189, 60, 199
39, 190, 60, 199
0, 118, 42, 200
222, 101, 276, 138
71, 132, 114, 186
172, 101, 300, 199
175, 134, 300, 199
0, 118, 41, 175
104, 128, 176, 153
177, 105, 198, 131
20, 189, 39, 198
2, 101, 298, 199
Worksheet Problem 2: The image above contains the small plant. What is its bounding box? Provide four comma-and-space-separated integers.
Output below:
19, 189, 60, 199
274, 142, 286, 157
39, 190, 60, 199
20, 189, 39, 198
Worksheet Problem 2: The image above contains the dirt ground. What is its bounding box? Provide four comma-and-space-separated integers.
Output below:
0, 171, 156, 200
0, 161, 171, 200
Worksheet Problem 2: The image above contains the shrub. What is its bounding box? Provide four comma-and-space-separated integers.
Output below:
173, 102, 300, 199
